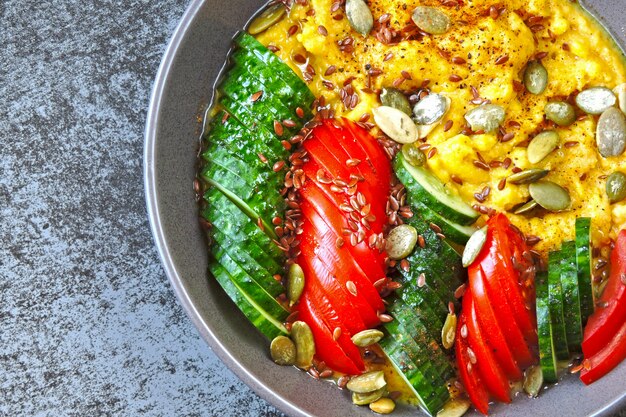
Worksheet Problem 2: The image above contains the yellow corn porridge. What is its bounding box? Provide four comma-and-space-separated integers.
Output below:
256, 0, 626, 254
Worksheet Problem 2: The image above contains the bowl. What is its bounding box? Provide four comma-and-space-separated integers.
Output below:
144, 1, 626, 415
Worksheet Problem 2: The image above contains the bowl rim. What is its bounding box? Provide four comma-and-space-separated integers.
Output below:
144, 1, 626, 416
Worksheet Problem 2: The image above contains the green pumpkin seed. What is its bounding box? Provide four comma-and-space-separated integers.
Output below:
352, 388, 386, 406
527, 130, 560, 164
613, 83, 626, 114
351, 329, 385, 347
462, 227, 487, 267
597, 107, 626, 157
291, 321, 316, 369
513, 199, 539, 215
523, 365, 544, 398
287, 263, 305, 306
464, 104, 506, 133
508, 168, 550, 185
346, 0, 374, 36
373, 106, 419, 144
606, 171, 626, 203
529, 181, 571, 211
248, 4, 287, 35
380, 87, 412, 115
385, 224, 418, 260
270, 336, 297, 366
401, 143, 426, 167
436, 398, 471, 417
441, 313, 457, 350
413, 93, 450, 125
524, 61, 548, 95
412, 6, 451, 35
369, 398, 396, 414
576, 87, 616, 115
545, 101, 576, 126
347, 370, 387, 393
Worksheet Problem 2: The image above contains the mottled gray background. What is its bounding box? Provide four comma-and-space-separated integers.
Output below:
0, 1, 284, 416
1, 1, 625, 417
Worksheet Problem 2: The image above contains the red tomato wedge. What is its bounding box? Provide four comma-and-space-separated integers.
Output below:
468, 263, 523, 380
456, 304, 490, 415
581, 230, 626, 383
295, 118, 391, 374
580, 314, 626, 385
465, 292, 512, 404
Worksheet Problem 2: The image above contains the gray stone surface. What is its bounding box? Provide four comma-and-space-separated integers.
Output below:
0, 1, 284, 416
1, 1, 625, 417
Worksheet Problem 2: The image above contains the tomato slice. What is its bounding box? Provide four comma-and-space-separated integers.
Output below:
582, 230, 626, 358
465, 292, 512, 403
469, 263, 523, 380
479, 214, 537, 349
342, 118, 393, 182
456, 303, 490, 415
300, 198, 384, 319
297, 295, 362, 375
298, 220, 379, 328
580, 313, 626, 385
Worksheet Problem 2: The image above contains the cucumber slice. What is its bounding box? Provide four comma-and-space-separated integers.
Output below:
414, 202, 477, 245
536, 273, 559, 383
575, 217, 594, 324
209, 260, 287, 339
395, 153, 479, 226
547, 250, 570, 361
559, 241, 583, 353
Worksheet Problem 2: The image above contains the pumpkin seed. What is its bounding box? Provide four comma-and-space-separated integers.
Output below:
513, 199, 539, 215
545, 101, 576, 126
523, 365, 544, 398
385, 224, 418, 260
613, 83, 626, 114
441, 313, 457, 350
413, 93, 450, 125
606, 171, 626, 203
248, 4, 286, 35
507, 168, 550, 185
352, 388, 386, 405
401, 143, 426, 167
369, 398, 396, 414
287, 263, 305, 306
524, 61, 548, 95
417, 122, 439, 139
576, 87, 616, 115
412, 6, 451, 35
527, 130, 560, 164
351, 329, 385, 347
270, 335, 297, 366
596, 107, 626, 157
373, 106, 419, 144
346, 0, 374, 36
462, 227, 487, 267
347, 371, 387, 393
529, 181, 571, 211
436, 398, 471, 417
291, 321, 316, 369
380, 88, 412, 115
464, 104, 506, 133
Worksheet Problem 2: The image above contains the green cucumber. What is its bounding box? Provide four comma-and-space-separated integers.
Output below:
393, 283, 445, 342
559, 241, 583, 353
233, 32, 315, 104
575, 217, 594, 324
211, 242, 288, 319
414, 202, 477, 245
536, 272, 559, 383
547, 250, 570, 361
209, 260, 287, 339
394, 153, 479, 226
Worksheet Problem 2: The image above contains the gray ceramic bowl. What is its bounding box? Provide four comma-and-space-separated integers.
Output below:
144, 1, 626, 416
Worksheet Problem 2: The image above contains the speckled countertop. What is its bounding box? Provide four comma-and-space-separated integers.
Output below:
0, 1, 283, 415
1, 1, 625, 417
